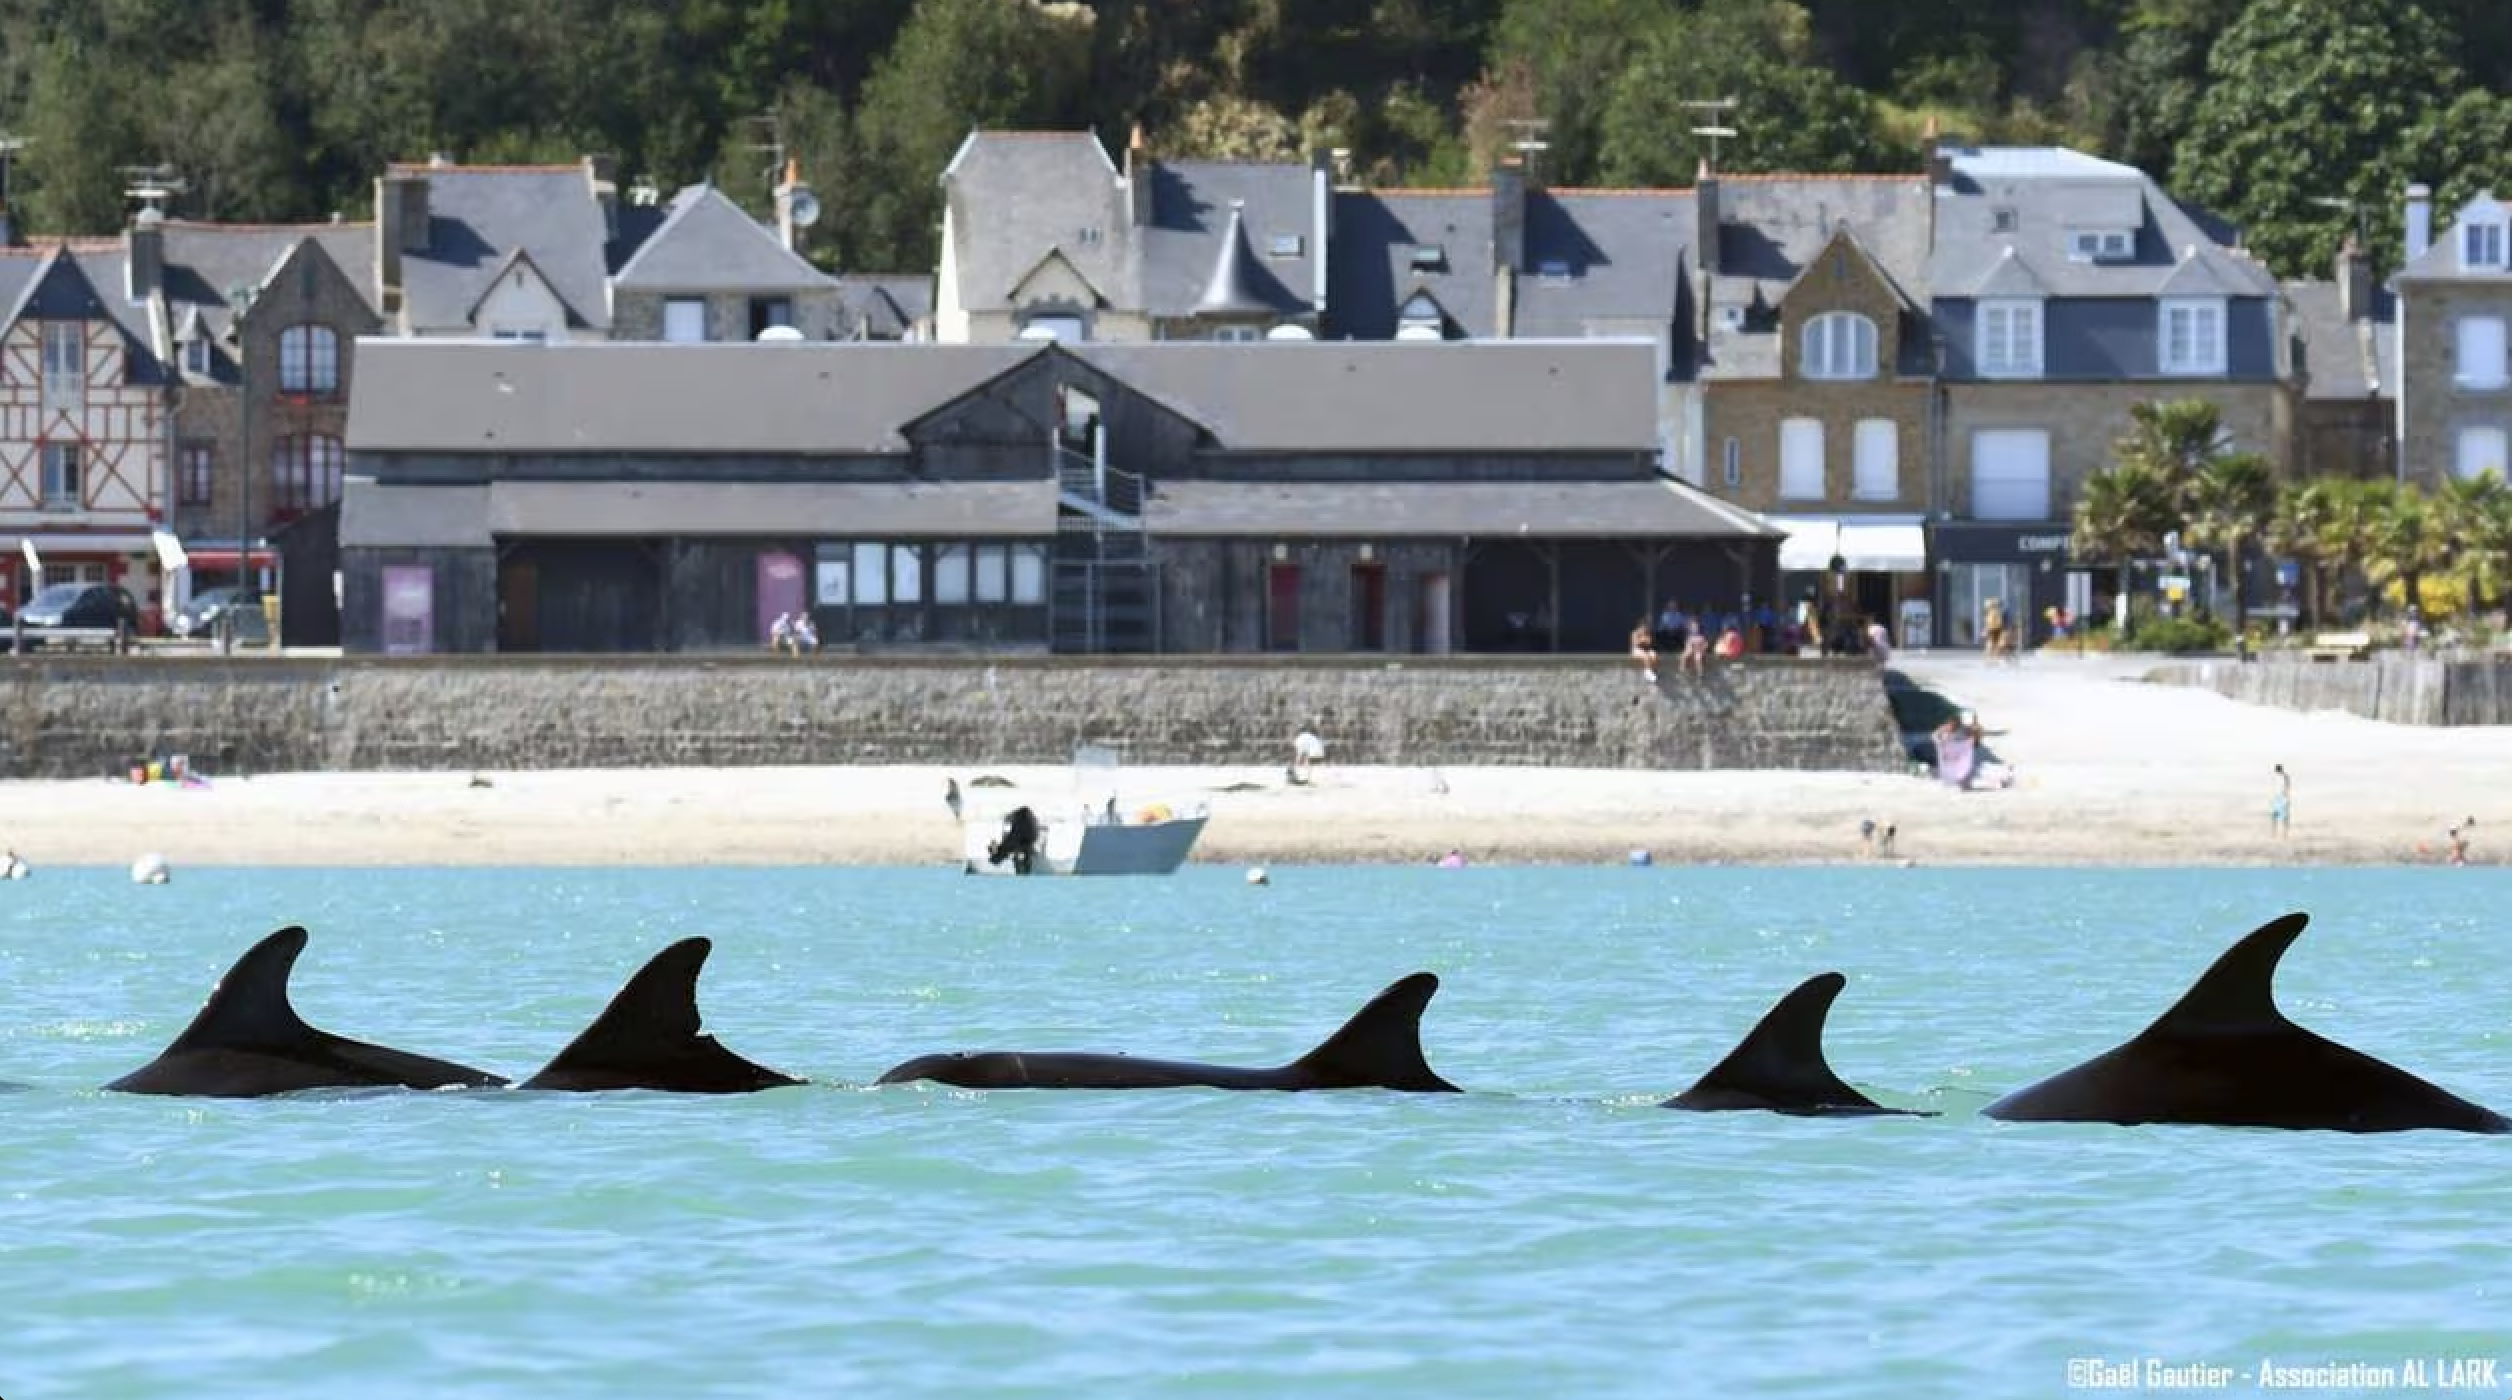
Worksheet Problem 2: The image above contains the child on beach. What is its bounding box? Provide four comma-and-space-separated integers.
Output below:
2271, 764, 2291, 838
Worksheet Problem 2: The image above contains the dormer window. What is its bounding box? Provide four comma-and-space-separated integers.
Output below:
1536, 258, 1574, 283
1992, 209, 2019, 234
2069, 229, 2133, 262
1268, 234, 1304, 258
2159, 297, 2227, 375
1409, 245, 1447, 273
182, 338, 212, 377
1801, 311, 1877, 380
2466, 219, 2507, 269
1976, 299, 2042, 378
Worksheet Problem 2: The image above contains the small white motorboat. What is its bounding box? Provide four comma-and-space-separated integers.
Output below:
958, 746, 1209, 877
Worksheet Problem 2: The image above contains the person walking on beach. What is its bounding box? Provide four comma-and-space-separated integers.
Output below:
2270, 764, 2291, 839
2449, 817, 2474, 866
1981, 597, 2008, 663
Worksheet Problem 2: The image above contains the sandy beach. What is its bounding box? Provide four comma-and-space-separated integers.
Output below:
5, 653, 2505, 868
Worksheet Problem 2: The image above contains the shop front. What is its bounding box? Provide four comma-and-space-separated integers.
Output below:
1769, 514, 1931, 651
1929, 522, 2093, 651
4, 531, 183, 634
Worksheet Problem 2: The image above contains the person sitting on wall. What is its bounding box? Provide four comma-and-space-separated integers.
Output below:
768, 612, 796, 654
1628, 619, 1660, 684
1714, 627, 1745, 661
790, 612, 819, 653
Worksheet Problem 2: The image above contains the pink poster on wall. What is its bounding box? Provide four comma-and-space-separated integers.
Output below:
382, 565, 434, 655
757, 552, 806, 644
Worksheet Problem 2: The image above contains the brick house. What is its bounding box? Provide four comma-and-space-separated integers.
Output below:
2392, 185, 2512, 488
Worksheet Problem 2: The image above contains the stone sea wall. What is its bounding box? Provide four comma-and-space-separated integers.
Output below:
0, 656, 1906, 779
2153, 655, 2512, 727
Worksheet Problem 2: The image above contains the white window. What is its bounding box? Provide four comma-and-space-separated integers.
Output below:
2069, 229, 2132, 261
2457, 426, 2509, 482
40, 442, 81, 509
662, 298, 707, 343
1017, 314, 1086, 342
1972, 428, 2052, 520
974, 545, 1010, 603
1801, 312, 1877, 380
1779, 418, 1825, 500
1977, 300, 2042, 377
850, 542, 888, 605
2455, 316, 2508, 389
1012, 545, 1047, 605
1721, 437, 1741, 488
278, 323, 340, 394
1852, 419, 1899, 501
492, 328, 549, 343
1210, 325, 1261, 343
2465, 220, 2506, 270
41, 322, 84, 413
182, 338, 211, 376
890, 545, 923, 604
2159, 298, 2226, 375
934, 544, 971, 604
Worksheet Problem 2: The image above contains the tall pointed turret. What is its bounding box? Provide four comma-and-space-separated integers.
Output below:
1194, 201, 1272, 317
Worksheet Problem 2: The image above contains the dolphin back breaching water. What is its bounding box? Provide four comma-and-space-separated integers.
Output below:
55, 914, 2512, 1130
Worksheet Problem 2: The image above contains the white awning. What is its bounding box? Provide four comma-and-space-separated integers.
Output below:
1770, 516, 1927, 573
152, 530, 189, 572
11, 531, 161, 559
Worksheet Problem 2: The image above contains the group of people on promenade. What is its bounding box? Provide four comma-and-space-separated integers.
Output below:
1630, 597, 1902, 683
766, 612, 820, 655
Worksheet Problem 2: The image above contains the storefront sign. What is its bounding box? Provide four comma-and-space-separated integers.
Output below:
2015, 533, 2073, 554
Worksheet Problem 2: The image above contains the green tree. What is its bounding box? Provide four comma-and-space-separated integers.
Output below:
1486, 0, 1663, 185
2364, 480, 2454, 621
851, 0, 1097, 270
1596, 0, 1890, 185
2432, 471, 2512, 621
2111, 397, 2228, 515
2309, 476, 2386, 624
2181, 450, 2277, 634
13, 36, 141, 232
2271, 477, 2338, 628
2173, 0, 2461, 279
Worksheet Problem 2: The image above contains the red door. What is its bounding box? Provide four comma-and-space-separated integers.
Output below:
1266, 564, 1302, 652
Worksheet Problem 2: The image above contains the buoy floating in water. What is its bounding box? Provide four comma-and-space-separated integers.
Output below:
130, 854, 171, 885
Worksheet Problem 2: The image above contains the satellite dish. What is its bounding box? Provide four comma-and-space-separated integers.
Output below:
786, 188, 822, 228
756, 325, 806, 343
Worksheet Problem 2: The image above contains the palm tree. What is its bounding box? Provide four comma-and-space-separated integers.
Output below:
2364, 482, 2454, 624
2434, 471, 2512, 624
2310, 477, 2385, 624
2112, 398, 2228, 515
2182, 451, 2278, 635
2270, 479, 2333, 628
2071, 461, 2176, 623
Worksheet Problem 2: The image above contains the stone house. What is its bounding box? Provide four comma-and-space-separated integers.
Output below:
609, 183, 846, 342
2391, 185, 2512, 489
2284, 240, 2395, 482
338, 339, 1772, 655
1694, 173, 1936, 645
1925, 145, 2287, 644
373, 157, 621, 341
932, 130, 1328, 344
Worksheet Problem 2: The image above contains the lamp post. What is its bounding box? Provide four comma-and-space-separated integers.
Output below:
227, 283, 254, 653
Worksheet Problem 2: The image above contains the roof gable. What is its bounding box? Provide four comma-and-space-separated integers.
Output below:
610, 184, 839, 292
1779, 225, 1915, 316
394, 165, 615, 332
1006, 247, 1110, 309
942, 131, 1132, 316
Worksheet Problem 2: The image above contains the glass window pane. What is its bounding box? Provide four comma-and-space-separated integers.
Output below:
974, 545, 1009, 603
1012, 546, 1046, 605
890, 545, 923, 603
852, 542, 887, 605
935, 544, 971, 604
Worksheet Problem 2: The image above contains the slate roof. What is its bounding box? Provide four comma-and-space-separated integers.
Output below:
2284, 279, 2397, 401
1143, 159, 1317, 318
485, 479, 1056, 536
390, 163, 616, 332
1927, 146, 2278, 300
940, 132, 1132, 313
1704, 175, 1934, 380
340, 482, 491, 547
1073, 340, 1660, 453
1144, 477, 1775, 538
610, 184, 839, 293
1325, 190, 1497, 339
0, 244, 167, 383
837, 275, 934, 340
2395, 191, 2512, 283
346, 340, 1037, 455
1512, 190, 1696, 343
159, 220, 380, 355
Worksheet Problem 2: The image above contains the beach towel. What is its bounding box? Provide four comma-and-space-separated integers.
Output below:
1935, 729, 1978, 789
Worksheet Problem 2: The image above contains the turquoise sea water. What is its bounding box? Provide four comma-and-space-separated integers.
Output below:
2, 865, 2506, 1399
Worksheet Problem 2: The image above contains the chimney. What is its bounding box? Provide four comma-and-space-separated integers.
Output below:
127, 207, 165, 301
2337, 236, 2372, 322
773, 157, 813, 251
2406, 183, 2432, 262
586, 153, 619, 243
1125, 123, 1153, 227
1696, 166, 1721, 276
1491, 159, 1526, 274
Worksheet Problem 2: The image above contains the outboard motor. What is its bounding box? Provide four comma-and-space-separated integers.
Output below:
986, 805, 1043, 875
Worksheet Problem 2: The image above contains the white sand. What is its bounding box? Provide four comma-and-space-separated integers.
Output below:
4, 654, 2502, 867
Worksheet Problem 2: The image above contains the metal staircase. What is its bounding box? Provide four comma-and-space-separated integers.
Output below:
1050, 438, 1159, 653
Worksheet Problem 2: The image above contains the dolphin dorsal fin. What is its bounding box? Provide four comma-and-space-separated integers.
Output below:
1287, 972, 1461, 1091
1673, 972, 1881, 1110
2146, 912, 2310, 1036
163, 926, 320, 1054
523, 938, 800, 1092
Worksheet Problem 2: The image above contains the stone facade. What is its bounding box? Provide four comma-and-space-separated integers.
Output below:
1705, 230, 1930, 516
610, 288, 847, 343
0, 657, 1906, 779
2395, 278, 2512, 489
1942, 381, 2287, 520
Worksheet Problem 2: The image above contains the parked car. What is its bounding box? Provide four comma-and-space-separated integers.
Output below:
14, 582, 144, 650
170, 586, 270, 644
